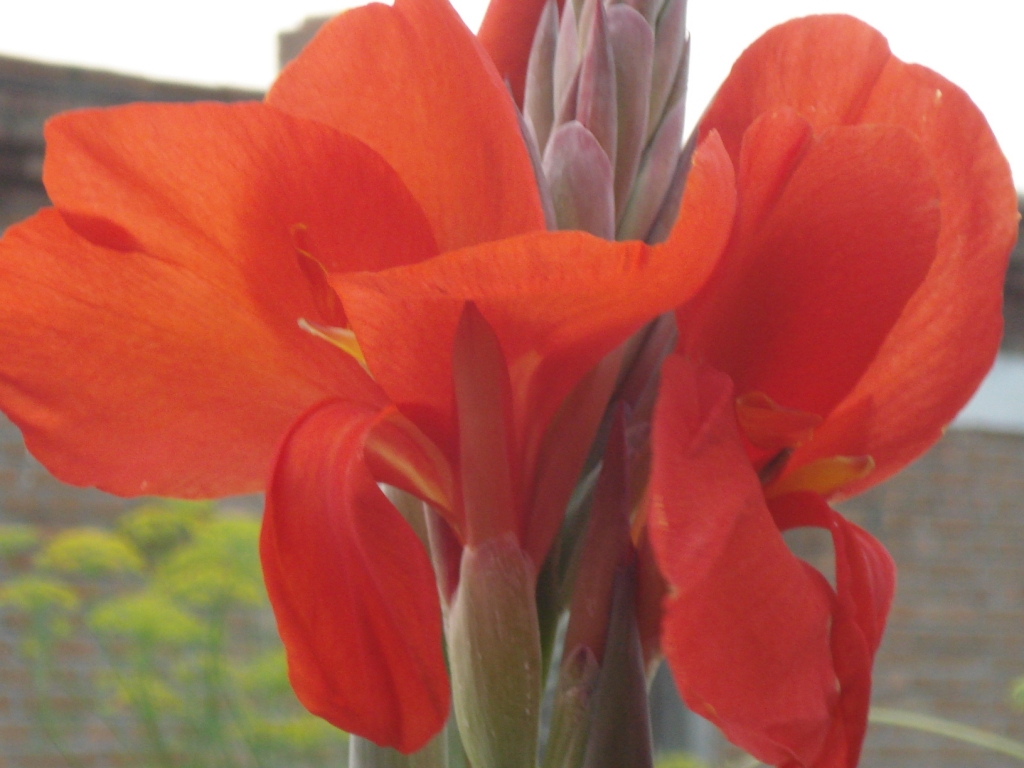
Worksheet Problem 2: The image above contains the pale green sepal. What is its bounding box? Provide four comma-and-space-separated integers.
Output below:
553, 0, 580, 126
382, 485, 429, 549
525, 0, 560, 154
575, 0, 617, 172
644, 131, 696, 244
607, 3, 654, 218
349, 729, 447, 768
515, 102, 559, 231
542, 645, 600, 768
581, 567, 653, 768
543, 121, 615, 239
616, 99, 684, 241
647, 0, 687, 141
448, 535, 542, 768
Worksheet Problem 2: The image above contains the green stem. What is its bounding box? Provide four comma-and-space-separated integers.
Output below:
869, 706, 1024, 762
728, 706, 1024, 767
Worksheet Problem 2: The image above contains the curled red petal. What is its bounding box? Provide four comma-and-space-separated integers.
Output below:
648, 354, 836, 767
771, 492, 896, 767
698, 14, 1017, 490
261, 399, 450, 753
678, 110, 940, 419
268, 0, 545, 252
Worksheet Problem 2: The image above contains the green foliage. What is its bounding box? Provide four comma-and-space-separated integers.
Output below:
0, 500, 349, 767
1012, 675, 1024, 710
89, 591, 203, 646
0, 523, 40, 559
156, 515, 263, 608
118, 501, 210, 562
655, 752, 710, 768
36, 528, 144, 576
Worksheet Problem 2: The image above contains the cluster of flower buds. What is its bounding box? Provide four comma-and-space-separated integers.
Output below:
523, 0, 690, 243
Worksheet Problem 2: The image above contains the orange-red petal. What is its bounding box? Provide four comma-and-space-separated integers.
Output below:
261, 399, 449, 752
771, 492, 896, 767
0, 101, 444, 497
698, 15, 1017, 491
0, 209, 385, 497
334, 132, 735, 470
677, 109, 940, 419
268, 0, 546, 252
648, 355, 835, 766
44, 102, 438, 276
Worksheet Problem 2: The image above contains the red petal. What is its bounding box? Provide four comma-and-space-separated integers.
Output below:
648, 354, 836, 767
0, 101, 439, 497
698, 14, 1017, 491
771, 492, 896, 767
699, 15, 892, 161
44, 103, 437, 275
0, 210, 385, 497
261, 399, 449, 752
335, 133, 735, 472
796, 62, 1018, 493
677, 110, 940, 419
268, 0, 545, 252
478, 0, 564, 106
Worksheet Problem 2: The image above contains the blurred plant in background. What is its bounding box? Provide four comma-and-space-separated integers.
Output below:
0, 500, 349, 767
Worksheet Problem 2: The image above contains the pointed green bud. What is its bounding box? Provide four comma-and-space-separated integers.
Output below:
647, 0, 687, 140
576, 0, 617, 170
448, 535, 542, 768
616, 99, 684, 241
349, 730, 447, 768
543, 121, 615, 239
525, 0, 560, 154
582, 567, 654, 768
607, 4, 654, 218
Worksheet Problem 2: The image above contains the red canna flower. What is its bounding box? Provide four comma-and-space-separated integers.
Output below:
478, 3, 1016, 765
0, 0, 739, 753
644, 15, 1018, 768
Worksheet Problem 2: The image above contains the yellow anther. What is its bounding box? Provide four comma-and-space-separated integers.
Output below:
298, 318, 368, 371
765, 454, 874, 500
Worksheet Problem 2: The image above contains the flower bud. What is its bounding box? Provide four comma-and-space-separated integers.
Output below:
448, 534, 542, 768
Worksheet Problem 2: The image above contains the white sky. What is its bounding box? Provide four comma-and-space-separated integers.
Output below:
0, 0, 1020, 185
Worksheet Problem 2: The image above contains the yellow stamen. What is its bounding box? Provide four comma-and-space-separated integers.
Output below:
765, 454, 875, 500
298, 318, 368, 370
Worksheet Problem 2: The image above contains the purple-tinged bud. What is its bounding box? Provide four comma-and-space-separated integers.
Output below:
580, 566, 653, 768
576, 0, 617, 170
525, 0, 560, 154
553, 0, 580, 126
541, 646, 600, 768
647, 0, 687, 141
606, 4, 654, 217
616, 99, 684, 241
620, 0, 664, 28
544, 121, 616, 239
